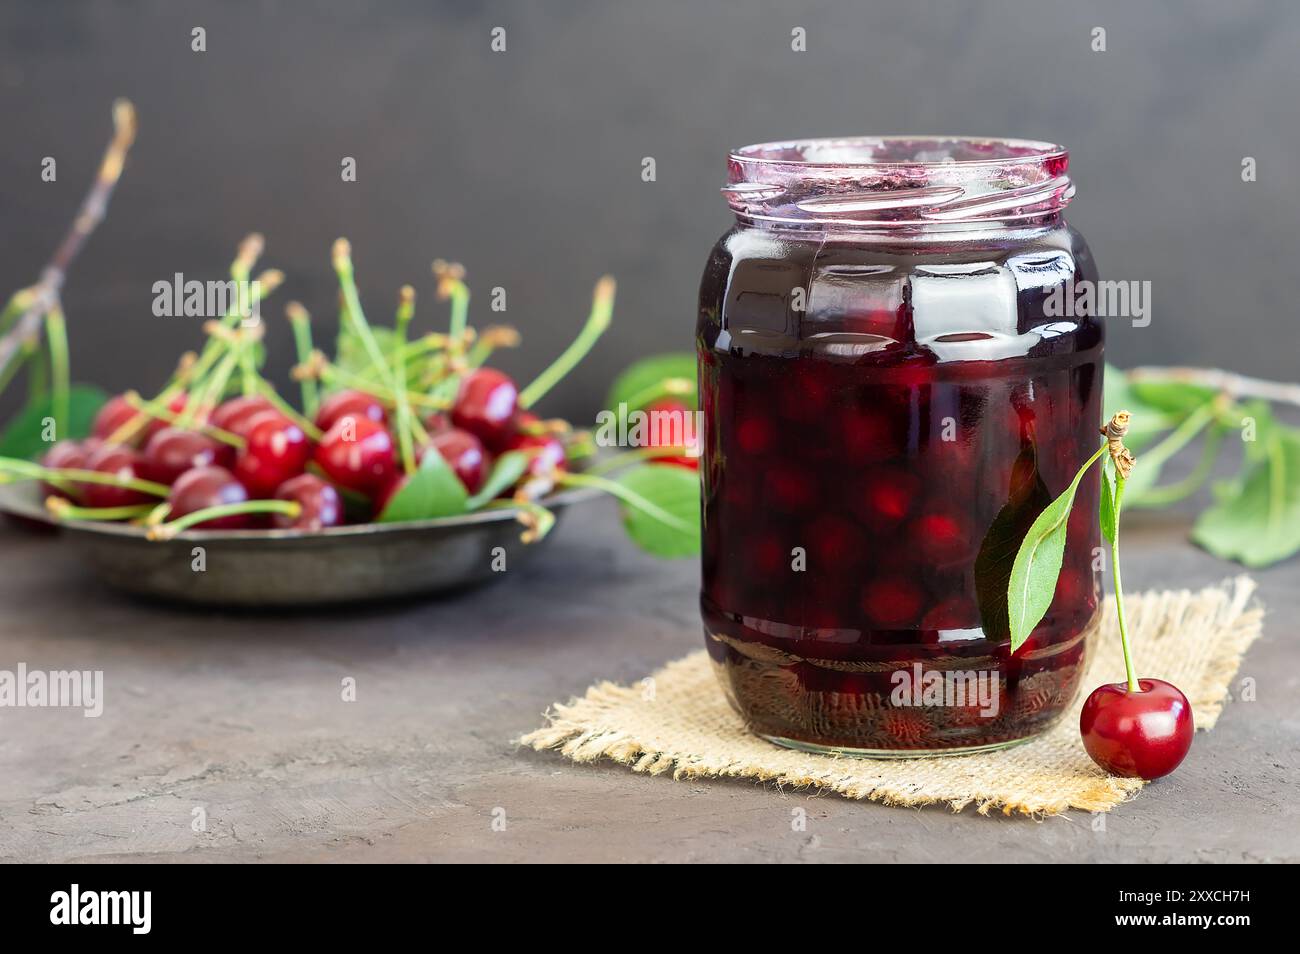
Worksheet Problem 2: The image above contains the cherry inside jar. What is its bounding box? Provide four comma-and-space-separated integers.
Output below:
697, 137, 1103, 755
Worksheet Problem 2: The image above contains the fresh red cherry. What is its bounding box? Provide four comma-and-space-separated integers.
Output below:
451, 368, 518, 449
39, 439, 94, 500
142, 427, 230, 485
643, 399, 699, 469
426, 427, 488, 494
233, 411, 311, 498
209, 395, 275, 437
168, 466, 255, 529
1080, 679, 1193, 780
313, 414, 397, 494
272, 473, 343, 531
315, 389, 387, 433
90, 394, 139, 443
81, 443, 154, 509
503, 412, 565, 478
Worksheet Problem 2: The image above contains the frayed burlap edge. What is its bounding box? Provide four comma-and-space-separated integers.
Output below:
521, 577, 1263, 816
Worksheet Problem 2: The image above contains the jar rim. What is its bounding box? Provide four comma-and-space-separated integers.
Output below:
724, 136, 1073, 228
728, 136, 1067, 170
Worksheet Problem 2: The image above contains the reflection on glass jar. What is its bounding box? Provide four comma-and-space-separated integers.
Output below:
697, 137, 1103, 756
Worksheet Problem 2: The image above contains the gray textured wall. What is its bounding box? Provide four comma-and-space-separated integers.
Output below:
2, 0, 1296, 423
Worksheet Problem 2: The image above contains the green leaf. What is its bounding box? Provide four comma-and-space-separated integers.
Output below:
0, 384, 107, 459
605, 353, 696, 412
1129, 378, 1218, 415
1192, 429, 1300, 568
465, 451, 530, 510
1007, 447, 1105, 651
973, 442, 1053, 643
376, 448, 468, 523
334, 325, 398, 385
615, 463, 700, 557
1099, 459, 1118, 544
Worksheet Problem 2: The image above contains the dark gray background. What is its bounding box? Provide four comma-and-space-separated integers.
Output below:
2, 0, 1296, 424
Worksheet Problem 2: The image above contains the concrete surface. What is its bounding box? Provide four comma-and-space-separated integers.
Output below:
0, 496, 1296, 863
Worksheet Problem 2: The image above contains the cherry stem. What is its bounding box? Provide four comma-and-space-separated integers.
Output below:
559, 470, 692, 534
392, 287, 418, 475
621, 377, 695, 411
147, 499, 301, 540
123, 391, 246, 448
586, 445, 694, 475
47, 499, 155, 522
1110, 474, 1140, 692
518, 276, 615, 409
316, 360, 449, 410
0, 457, 170, 497
285, 302, 320, 420
44, 300, 71, 439
332, 239, 401, 399
1127, 365, 1300, 408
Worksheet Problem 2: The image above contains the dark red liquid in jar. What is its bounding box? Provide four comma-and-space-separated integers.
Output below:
698, 208, 1103, 753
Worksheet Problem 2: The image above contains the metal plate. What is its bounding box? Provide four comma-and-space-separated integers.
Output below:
0, 482, 599, 608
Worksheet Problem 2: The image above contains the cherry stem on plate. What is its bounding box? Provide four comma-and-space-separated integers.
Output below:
44, 300, 71, 439
0, 456, 170, 497
146, 499, 301, 540
391, 286, 418, 475
585, 445, 694, 475
46, 498, 155, 522
285, 302, 320, 420
122, 390, 246, 448
518, 276, 615, 409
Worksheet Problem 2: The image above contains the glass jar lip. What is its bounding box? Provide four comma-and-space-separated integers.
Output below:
724, 136, 1073, 228
728, 136, 1068, 170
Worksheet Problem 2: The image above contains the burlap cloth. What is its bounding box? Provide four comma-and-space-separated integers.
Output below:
523, 578, 1263, 816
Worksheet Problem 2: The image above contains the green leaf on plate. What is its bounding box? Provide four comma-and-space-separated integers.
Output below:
1007, 447, 1104, 652
465, 451, 530, 510
615, 462, 700, 557
376, 448, 468, 523
605, 353, 697, 412
1192, 428, 1300, 568
0, 384, 107, 460
1100, 458, 1118, 544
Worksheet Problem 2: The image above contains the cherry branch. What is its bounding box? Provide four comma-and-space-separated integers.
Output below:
1127, 365, 1300, 408
0, 100, 137, 379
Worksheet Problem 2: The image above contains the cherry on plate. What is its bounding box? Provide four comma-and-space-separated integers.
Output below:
168, 466, 255, 530
451, 368, 518, 449
233, 411, 311, 497
142, 427, 230, 485
272, 473, 343, 531
427, 427, 488, 494
210, 395, 275, 437
315, 389, 387, 433
82, 443, 154, 509
313, 414, 397, 494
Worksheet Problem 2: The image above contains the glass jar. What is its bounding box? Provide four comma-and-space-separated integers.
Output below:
697, 137, 1103, 755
